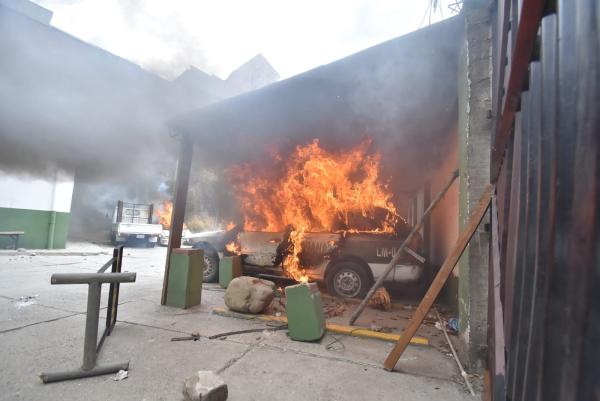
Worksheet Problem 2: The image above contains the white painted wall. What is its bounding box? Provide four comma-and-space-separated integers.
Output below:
0, 169, 74, 213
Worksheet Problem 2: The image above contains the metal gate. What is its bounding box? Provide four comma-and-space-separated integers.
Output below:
489, 0, 599, 400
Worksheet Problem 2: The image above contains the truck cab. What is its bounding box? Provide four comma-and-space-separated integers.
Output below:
111, 201, 162, 247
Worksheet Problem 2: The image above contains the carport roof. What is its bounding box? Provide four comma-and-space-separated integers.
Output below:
169, 16, 464, 171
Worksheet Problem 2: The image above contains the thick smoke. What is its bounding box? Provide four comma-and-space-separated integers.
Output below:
0, 2, 284, 239
0, 4, 193, 238
172, 16, 463, 215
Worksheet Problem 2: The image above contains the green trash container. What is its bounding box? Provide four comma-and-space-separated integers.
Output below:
285, 282, 326, 341
219, 256, 243, 288
165, 248, 203, 309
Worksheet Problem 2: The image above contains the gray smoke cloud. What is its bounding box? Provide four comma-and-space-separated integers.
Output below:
0, 2, 282, 239
170, 16, 464, 211
0, 4, 185, 239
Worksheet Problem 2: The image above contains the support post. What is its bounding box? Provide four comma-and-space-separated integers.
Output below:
349, 170, 459, 326
161, 134, 194, 305
384, 184, 493, 371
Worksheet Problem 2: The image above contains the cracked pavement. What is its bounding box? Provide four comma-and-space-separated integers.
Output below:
0, 245, 477, 400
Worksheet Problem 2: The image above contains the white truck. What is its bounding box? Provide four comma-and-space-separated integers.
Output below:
111, 201, 163, 247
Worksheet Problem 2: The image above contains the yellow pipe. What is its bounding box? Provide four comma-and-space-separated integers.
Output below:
212, 307, 429, 346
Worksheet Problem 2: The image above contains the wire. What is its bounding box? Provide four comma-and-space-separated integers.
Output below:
419, 0, 433, 29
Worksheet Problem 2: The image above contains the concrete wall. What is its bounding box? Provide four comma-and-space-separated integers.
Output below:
0, 169, 74, 249
428, 125, 460, 309
457, 2, 493, 370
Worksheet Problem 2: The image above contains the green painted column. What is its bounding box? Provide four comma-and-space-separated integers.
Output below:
165, 248, 204, 309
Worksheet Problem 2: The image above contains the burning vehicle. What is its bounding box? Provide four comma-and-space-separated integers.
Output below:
191, 225, 425, 299
189, 139, 428, 298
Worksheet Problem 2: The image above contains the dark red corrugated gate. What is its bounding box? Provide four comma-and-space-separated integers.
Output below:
488, 0, 599, 400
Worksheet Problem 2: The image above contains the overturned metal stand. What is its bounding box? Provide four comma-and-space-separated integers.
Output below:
41, 247, 136, 383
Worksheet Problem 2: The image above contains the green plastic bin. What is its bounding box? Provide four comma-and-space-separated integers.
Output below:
165, 248, 203, 309
285, 282, 326, 341
219, 256, 243, 288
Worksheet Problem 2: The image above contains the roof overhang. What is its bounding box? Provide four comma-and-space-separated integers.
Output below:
170, 16, 464, 189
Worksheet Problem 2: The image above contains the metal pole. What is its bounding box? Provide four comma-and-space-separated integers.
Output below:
161, 134, 194, 305
82, 282, 101, 371
51, 272, 136, 285
349, 170, 459, 325
435, 309, 475, 396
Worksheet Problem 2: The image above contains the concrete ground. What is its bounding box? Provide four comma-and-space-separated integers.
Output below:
0, 245, 480, 401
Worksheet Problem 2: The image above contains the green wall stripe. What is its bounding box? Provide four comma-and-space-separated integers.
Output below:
0, 207, 70, 249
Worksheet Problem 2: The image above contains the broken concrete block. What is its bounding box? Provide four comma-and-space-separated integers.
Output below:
183, 371, 228, 401
224, 276, 275, 314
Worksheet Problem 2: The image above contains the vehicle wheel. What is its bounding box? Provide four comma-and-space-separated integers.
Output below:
326, 261, 373, 299
192, 242, 219, 283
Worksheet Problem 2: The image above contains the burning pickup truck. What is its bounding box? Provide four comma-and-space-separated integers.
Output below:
191, 139, 428, 298
190, 225, 425, 298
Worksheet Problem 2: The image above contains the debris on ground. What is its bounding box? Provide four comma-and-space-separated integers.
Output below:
13, 295, 38, 308
323, 299, 346, 318
369, 323, 393, 333
112, 370, 128, 381
368, 287, 392, 311
171, 332, 201, 341
183, 371, 228, 401
224, 276, 276, 314
208, 325, 287, 340
447, 318, 459, 334
264, 296, 286, 315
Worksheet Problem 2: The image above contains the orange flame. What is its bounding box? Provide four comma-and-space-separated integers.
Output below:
225, 240, 241, 255
229, 139, 400, 282
155, 201, 173, 229
225, 221, 236, 231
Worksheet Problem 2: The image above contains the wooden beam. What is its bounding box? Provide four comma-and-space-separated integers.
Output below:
491, 0, 544, 183
348, 170, 459, 326
384, 184, 493, 371
490, 195, 507, 400
161, 134, 194, 305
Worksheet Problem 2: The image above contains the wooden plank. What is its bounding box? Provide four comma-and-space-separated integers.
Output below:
491, 0, 544, 182
541, 1, 578, 398
503, 103, 525, 346
572, 1, 600, 398
563, 0, 599, 398
383, 184, 493, 371
521, 15, 557, 401
513, 61, 542, 401
160, 134, 194, 305
490, 195, 507, 400
348, 170, 459, 326
492, 0, 512, 137
507, 90, 531, 398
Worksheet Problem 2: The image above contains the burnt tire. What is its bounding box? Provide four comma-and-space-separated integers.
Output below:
192, 242, 220, 283
326, 261, 373, 299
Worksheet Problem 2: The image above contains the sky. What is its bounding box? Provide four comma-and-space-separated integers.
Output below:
31, 0, 455, 80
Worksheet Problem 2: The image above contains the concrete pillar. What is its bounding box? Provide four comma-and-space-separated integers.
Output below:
457, 1, 493, 370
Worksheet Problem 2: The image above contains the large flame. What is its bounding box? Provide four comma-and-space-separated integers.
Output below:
155, 201, 173, 229
229, 139, 400, 282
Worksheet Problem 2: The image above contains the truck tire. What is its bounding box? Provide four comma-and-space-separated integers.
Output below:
192, 242, 220, 283
326, 260, 373, 299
